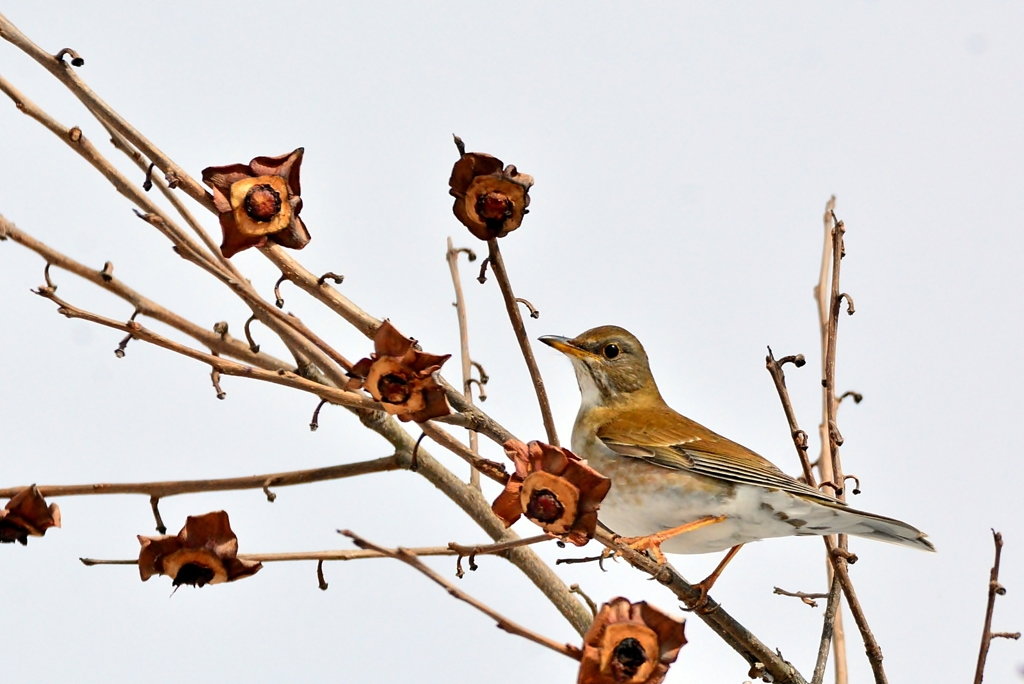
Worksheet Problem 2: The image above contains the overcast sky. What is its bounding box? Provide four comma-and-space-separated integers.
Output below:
1, 3, 1022, 683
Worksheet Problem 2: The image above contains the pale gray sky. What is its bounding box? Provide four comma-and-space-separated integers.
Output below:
1, 3, 1021, 683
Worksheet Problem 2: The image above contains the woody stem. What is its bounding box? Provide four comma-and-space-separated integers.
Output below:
486, 239, 559, 446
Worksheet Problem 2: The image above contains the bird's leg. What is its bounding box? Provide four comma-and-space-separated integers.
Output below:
616, 515, 726, 564
687, 544, 744, 613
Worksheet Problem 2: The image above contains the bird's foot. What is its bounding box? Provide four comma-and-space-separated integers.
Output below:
613, 516, 727, 565
681, 544, 743, 615
682, 580, 719, 615
613, 534, 669, 564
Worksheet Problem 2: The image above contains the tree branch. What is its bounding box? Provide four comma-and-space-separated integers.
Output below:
973, 530, 1019, 684
342, 530, 583, 661
446, 237, 481, 487
485, 239, 559, 445
0, 455, 401, 500
0, 11, 215, 212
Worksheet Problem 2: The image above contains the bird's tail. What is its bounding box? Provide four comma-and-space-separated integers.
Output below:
818, 501, 935, 552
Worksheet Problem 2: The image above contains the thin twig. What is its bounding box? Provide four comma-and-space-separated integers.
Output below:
446, 237, 481, 488
974, 530, 1019, 684
210, 367, 226, 400
419, 422, 509, 484
244, 314, 261, 353
0, 217, 299, 373
515, 297, 540, 319
773, 587, 829, 608
0, 12, 216, 211
812, 576, 843, 684
341, 530, 582, 661
309, 399, 328, 431
54, 47, 84, 66
317, 271, 344, 286
570, 584, 599, 617
148, 496, 166, 534
274, 274, 287, 308
30, 288, 382, 413
316, 559, 329, 590
81, 535, 551, 567
485, 239, 558, 445
0, 454, 402, 500
814, 196, 849, 684
766, 346, 816, 486
448, 534, 553, 577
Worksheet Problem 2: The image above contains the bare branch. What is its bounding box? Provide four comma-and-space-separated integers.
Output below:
448, 534, 553, 577
485, 239, 559, 445
0, 11, 215, 211
29, 287, 383, 412
974, 530, 1018, 684
82, 533, 550, 568
0, 455, 401, 500
766, 346, 817, 486
341, 530, 583, 661
773, 587, 829, 608
446, 237, 481, 487
0, 216, 289, 370
812, 576, 842, 684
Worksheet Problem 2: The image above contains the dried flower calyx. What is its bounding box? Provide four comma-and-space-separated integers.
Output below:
202, 148, 310, 258
137, 510, 261, 587
491, 439, 610, 546
346, 320, 451, 423
578, 598, 687, 684
0, 485, 61, 545
449, 145, 534, 241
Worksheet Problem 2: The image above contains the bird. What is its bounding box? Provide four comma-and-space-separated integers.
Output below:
539, 325, 934, 601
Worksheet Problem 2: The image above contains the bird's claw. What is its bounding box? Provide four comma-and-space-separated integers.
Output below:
681, 581, 720, 615
613, 533, 669, 565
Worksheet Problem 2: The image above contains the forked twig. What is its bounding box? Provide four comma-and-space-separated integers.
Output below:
973, 530, 1020, 684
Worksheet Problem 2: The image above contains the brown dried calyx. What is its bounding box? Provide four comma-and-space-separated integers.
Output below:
346, 320, 452, 423
137, 510, 261, 588
0, 485, 61, 545
448, 142, 534, 241
201, 148, 310, 258
491, 439, 610, 546
578, 598, 687, 684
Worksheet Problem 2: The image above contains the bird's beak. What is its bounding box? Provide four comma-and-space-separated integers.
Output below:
538, 335, 594, 359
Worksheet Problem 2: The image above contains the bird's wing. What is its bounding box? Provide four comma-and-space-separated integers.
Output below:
597, 405, 839, 504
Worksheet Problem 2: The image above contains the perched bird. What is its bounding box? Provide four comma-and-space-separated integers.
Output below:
540, 325, 933, 598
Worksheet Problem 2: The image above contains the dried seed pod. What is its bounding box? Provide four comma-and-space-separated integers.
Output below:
578, 598, 687, 684
346, 321, 452, 423
492, 439, 610, 546
449, 151, 533, 241
202, 148, 310, 258
137, 511, 261, 587
0, 486, 61, 545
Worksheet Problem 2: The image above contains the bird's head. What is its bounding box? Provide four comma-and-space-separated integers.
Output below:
540, 325, 661, 409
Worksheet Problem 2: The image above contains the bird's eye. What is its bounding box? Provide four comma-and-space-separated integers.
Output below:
603, 344, 620, 359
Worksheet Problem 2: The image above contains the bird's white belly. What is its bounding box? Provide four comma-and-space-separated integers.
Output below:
579, 439, 844, 555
